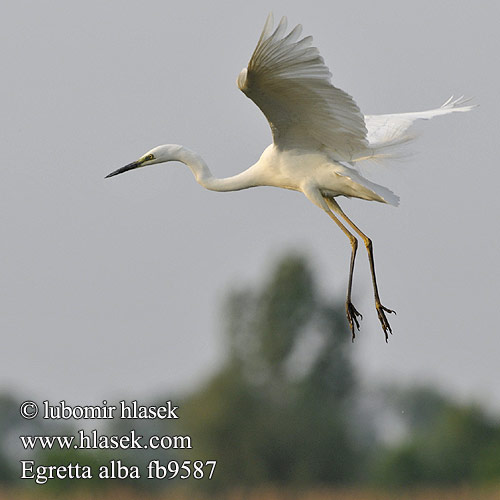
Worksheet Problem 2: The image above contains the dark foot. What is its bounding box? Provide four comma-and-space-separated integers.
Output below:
346, 301, 363, 340
376, 302, 396, 342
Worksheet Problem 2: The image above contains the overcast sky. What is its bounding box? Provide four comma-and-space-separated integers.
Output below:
1, 0, 498, 410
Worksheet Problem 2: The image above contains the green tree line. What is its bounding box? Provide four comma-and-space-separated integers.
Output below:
2, 253, 500, 492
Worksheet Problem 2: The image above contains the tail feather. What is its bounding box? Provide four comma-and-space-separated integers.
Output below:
335, 165, 400, 206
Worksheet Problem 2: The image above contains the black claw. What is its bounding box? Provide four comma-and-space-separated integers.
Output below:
346, 301, 363, 341
376, 303, 395, 342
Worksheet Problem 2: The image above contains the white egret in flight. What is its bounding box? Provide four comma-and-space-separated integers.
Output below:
106, 14, 474, 341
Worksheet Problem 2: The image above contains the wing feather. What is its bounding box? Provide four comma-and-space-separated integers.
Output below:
365, 96, 476, 149
237, 14, 369, 162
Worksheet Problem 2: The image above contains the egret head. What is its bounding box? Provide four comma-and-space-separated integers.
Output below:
105, 144, 183, 178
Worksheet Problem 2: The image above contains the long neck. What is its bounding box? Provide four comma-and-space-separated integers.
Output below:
176, 146, 258, 192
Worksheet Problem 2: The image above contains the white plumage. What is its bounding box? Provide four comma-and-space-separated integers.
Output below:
237, 14, 368, 162
106, 14, 474, 340
364, 95, 475, 150
238, 14, 474, 165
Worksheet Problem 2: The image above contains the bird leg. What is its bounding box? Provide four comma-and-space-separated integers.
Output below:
322, 203, 363, 340
326, 198, 395, 342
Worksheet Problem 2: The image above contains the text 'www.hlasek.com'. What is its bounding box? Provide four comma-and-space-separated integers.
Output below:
18, 399, 216, 484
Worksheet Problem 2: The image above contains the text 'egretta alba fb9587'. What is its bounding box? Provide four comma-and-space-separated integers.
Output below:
106, 14, 475, 341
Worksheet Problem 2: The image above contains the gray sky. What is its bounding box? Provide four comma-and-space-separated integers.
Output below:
2, 0, 499, 409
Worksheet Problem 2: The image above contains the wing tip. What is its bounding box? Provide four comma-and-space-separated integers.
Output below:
383, 192, 400, 207
259, 12, 274, 43
440, 95, 478, 112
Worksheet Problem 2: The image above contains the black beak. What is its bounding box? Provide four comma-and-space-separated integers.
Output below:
105, 161, 141, 178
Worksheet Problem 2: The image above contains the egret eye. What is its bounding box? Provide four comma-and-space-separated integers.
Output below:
145, 154, 154, 161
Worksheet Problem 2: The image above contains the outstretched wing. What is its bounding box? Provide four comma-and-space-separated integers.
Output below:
365, 96, 476, 149
237, 14, 369, 162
